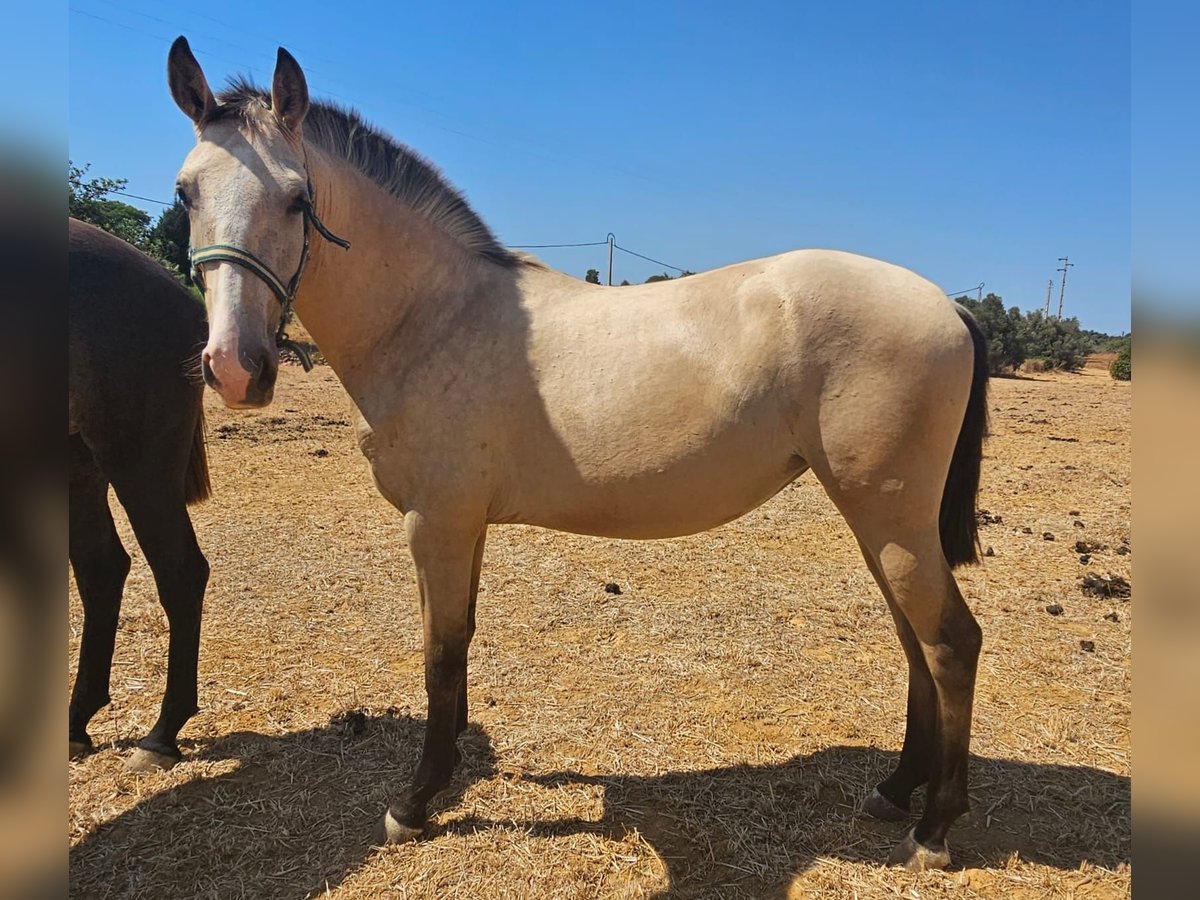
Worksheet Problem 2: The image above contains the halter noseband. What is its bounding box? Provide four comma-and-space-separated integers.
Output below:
189, 176, 351, 372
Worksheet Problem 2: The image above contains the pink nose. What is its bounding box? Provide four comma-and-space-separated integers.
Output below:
201, 345, 278, 407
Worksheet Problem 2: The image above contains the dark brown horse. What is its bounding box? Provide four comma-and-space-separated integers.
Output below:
68, 218, 211, 771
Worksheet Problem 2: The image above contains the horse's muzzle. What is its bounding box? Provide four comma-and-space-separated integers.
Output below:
202, 346, 277, 408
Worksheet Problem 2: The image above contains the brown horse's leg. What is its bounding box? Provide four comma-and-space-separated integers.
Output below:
856, 540, 936, 821
868, 535, 981, 871
383, 515, 482, 842
458, 528, 487, 736
68, 437, 130, 758
108, 470, 209, 772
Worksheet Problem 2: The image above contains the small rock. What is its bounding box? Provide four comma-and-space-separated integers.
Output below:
1079, 554, 1090, 565
1080, 640, 1095, 653
313, 448, 329, 457
984, 546, 995, 557
1069, 510, 1080, 516
1022, 526, 1033, 535
1045, 603, 1064, 616
1073, 520, 1085, 529
604, 582, 622, 595
1043, 532, 1055, 541
1116, 545, 1130, 556
1075, 539, 1106, 554
1104, 611, 1120, 623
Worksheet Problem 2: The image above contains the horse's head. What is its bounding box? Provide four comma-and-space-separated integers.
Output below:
168, 37, 312, 408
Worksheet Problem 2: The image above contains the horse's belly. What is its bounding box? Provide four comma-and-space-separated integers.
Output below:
506, 448, 809, 539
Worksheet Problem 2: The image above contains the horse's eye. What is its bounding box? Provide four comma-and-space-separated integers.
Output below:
175, 186, 192, 209
288, 194, 308, 214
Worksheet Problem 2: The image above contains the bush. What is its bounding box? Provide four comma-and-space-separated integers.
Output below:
1019, 311, 1092, 372
956, 294, 1026, 374
1110, 341, 1131, 381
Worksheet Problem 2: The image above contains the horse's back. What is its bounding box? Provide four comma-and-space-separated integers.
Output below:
465, 249, 971, 536
68, 219, 207, 463
69, 218, 206, 348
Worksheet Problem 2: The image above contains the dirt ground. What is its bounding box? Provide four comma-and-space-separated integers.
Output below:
69, 362, 1131, 899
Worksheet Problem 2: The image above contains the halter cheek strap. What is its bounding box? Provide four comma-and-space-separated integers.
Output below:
189, 178, 351, 372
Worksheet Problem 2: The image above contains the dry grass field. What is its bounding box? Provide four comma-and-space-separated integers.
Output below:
69, 362, 1131, 899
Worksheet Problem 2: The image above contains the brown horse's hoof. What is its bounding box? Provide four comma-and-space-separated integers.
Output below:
69, 740, 92, 761
887, 828, 951, 871
378, 810, 423, 844
861, 788, 910, 821
125, 747, 180, 773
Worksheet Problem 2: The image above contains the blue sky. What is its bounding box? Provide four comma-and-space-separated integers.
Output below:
63, 1, 1131, 332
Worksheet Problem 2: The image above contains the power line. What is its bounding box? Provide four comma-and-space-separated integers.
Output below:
613, 243, 687, 273
509, 241, 609, 249
945, 283, 985, 299
69, 5, 723, 215
76, 194, 690, 274
111, 189, 173, 206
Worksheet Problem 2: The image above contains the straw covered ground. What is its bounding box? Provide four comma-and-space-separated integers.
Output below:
69, 363, 1131, 899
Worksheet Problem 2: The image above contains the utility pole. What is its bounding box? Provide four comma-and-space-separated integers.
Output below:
1044, 278, 1053, 316
976, 282, 984, 302
1056, 257, 1073, 319
606, 233, 616, 286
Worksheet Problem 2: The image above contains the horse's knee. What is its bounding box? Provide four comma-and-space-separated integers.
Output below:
157, 546, 209, 619
74, 541, 131, 604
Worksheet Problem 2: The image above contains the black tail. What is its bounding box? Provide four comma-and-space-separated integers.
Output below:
939, 305, 989, 568
184, 405, 211, 505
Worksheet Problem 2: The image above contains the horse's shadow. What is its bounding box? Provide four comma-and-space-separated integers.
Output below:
70, 714, 1129, 899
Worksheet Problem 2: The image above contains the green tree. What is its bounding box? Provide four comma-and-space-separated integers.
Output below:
148, 199, 192, 283
585, 268, 601, 284
1110, 338, 1131, 380
645, 272, 674, 283
956, 293, 1026, 374
1020, 311, 1091, 372
69, 162, 190, 283
69, 162, 152, 249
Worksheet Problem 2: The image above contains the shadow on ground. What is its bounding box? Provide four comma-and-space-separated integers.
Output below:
70, 714, 1128, 899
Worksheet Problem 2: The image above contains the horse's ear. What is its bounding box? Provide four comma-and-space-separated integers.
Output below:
271, 48, 309, 135
167, 36, 215, 125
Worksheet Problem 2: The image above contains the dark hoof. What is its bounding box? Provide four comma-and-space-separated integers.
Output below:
125, 746, 181, 773
861, 788, 910, 822
887, 828, 951, 871
69, 739, 93, 761
378, 809, 423, 844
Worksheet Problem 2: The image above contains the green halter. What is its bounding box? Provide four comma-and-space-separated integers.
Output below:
189, 177, 350, 371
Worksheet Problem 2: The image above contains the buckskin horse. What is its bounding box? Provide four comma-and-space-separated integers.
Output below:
166, 37, 988, 870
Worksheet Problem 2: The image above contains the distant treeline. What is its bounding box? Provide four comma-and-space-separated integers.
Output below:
954, 293, 1129, 377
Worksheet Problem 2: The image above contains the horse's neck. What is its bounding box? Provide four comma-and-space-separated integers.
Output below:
294, 151, 495, 410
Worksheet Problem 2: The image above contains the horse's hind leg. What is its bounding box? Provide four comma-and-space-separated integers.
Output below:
69, 436, 130, 758
108, 465, 209, 772
852, 520, 981, 870
856, 538, 937, 821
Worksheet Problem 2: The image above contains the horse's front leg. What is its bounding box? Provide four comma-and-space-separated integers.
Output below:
382, 513, 484, 843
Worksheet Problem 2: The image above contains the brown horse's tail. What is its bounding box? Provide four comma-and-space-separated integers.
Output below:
939, 305, 989, 568
184, 405, 212, 505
